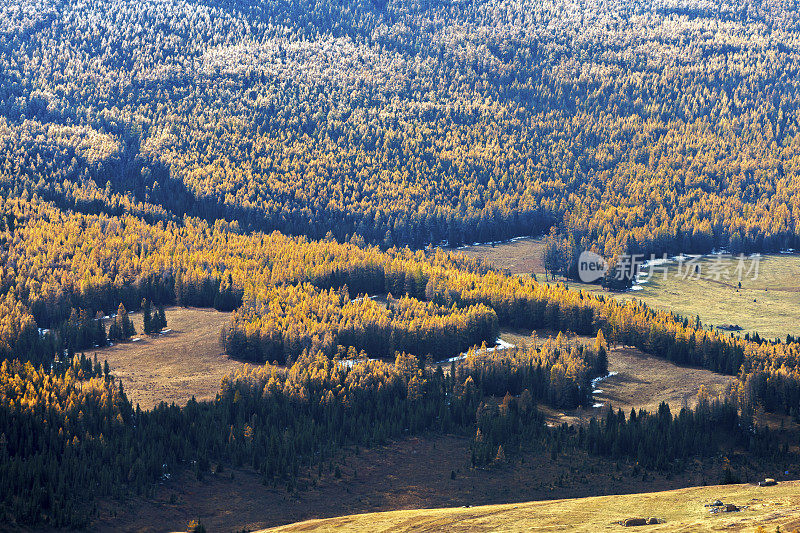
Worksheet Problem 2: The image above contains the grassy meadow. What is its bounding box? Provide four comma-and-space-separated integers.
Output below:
605, 254, 800, 341
262, 481, 800, 532
457, 240, 800, 341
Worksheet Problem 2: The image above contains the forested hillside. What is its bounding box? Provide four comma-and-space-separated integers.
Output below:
2, 0, 800, 256
2, 0, 800, 528
0, 193, 798, 526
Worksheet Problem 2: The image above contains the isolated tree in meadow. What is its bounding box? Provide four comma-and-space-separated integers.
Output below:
142, 298, 153, 334
594, 329, 608, 376
155, 306, 167, 332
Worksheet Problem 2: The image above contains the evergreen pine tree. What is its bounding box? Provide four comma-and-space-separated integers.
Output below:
107, 312, 122, 341
142, 299, 152, 334
594, 329, 608, 376
116, 303, 135, 339
156, 306, 167, 331
94, 317, 107, 347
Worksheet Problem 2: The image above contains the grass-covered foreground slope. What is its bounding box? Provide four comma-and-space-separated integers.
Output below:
263, 481, 800, 532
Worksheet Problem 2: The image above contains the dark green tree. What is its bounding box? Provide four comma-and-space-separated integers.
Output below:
142, 298, 153, 334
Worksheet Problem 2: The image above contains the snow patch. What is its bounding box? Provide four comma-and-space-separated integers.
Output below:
351, 295, 377, 303
338, 358, 376, 368
494, 338, 515, 350
436, 337, 516, 364
455, 235, 531, 249
591, 371, 618, 394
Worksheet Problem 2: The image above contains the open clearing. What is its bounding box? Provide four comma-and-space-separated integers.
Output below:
262, 480, 800, 532
489, 329, 735, 425
545, 346, 736, 426
457, 240, 800, 341
91, 307, 237, 409
591, 347, 733, 413
453, 237, 546, 275
615, 255, 800, 341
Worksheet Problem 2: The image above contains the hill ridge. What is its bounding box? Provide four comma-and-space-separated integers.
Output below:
261, 481, 800, 532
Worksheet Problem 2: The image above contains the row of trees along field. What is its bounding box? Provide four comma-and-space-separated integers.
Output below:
2, 0, 800, 262
471, 393, 784, 473
31, 300, 166, 358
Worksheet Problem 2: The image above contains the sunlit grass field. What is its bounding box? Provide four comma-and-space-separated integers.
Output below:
597, 254, 800, 342
457, 239, 800, 341
263, 481, 800, 532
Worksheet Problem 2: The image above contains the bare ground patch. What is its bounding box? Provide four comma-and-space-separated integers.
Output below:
92, 307, 239, 409
454, 237, 545, 275
593, 346, 734, 412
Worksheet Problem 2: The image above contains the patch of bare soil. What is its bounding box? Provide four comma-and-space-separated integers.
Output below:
92, 307, 239, 409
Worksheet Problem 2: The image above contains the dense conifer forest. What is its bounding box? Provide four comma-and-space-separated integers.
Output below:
2, 0, 800, 257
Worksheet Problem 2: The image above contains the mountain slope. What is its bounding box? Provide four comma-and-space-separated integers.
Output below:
262, 481, 800, 532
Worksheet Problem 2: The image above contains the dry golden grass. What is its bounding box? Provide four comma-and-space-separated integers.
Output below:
485, 330, 735, 426
261, 481, 800, 532
613, 255, 800, 341
542, 345, 735, 426
454, 237, 546, 275
591, 346, 734, 412
91, 307, 238, 409
457, 241, 800, 340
